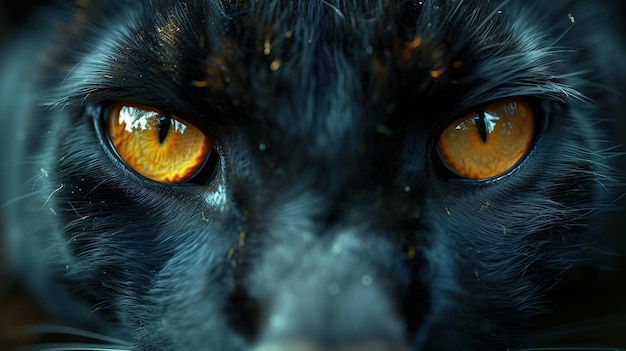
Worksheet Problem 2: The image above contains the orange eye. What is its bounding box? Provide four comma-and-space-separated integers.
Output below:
106, 103, 213, 184
436, 97, 535, 180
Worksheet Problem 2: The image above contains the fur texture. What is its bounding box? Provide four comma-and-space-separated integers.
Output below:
0, 1, 624, 350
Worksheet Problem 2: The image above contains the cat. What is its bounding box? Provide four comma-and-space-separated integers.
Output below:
1, 0, 625, 350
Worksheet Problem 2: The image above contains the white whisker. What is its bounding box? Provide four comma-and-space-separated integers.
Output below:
13, 324, 131, 346
20, 344, 131, 351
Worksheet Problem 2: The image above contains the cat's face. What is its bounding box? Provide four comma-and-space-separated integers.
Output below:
0, 1, 623, 350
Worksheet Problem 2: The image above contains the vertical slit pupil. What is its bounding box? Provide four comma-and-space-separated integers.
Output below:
157, 114, 172, 144
474, 111, 488, 143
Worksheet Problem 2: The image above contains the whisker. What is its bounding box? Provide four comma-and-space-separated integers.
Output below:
11, 324, 131, 346
0, 191, 43, 209
19, 344, 131, 351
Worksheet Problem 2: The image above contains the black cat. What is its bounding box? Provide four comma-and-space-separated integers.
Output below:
1, 1, 625, 350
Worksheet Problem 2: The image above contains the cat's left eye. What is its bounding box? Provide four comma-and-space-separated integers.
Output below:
435, 97, 535, 180
105, 103, 217, 184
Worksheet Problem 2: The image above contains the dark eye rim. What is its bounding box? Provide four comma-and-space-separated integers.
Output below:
431, 96, 547, 183
93, 103, 222, 186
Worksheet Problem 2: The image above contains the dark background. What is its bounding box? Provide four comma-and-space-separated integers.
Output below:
0, 1, 625, 350
0, 2, 55, 350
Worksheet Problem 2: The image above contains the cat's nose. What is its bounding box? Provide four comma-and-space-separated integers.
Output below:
253, 339, 411, 351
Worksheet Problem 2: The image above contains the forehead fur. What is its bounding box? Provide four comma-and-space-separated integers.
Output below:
49, 0, 580, 113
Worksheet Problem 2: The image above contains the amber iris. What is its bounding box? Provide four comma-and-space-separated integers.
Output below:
436, 97, 535, 180
107, 103, 211, 183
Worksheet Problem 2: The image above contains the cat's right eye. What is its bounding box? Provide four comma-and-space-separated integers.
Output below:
104, 103, 218, 184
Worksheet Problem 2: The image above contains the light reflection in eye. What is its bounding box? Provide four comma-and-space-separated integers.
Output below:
117, 106, 188, 135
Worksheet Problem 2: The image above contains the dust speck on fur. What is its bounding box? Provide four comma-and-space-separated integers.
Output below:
269, 59, 281, 71
361, 275, 373, 286
375, 124, 394, 137
568, 13, 575, 23
239, 231, 246, 247
227, 248, 235, 260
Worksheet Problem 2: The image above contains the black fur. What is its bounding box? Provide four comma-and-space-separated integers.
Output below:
0, 1, 624, 350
